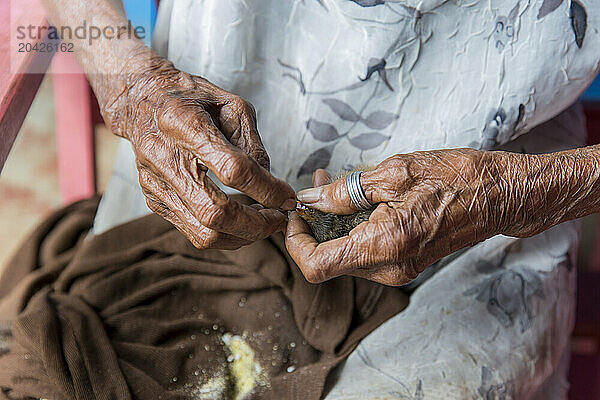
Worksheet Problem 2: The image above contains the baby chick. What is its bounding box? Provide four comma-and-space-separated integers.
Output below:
296, 203, 374, 243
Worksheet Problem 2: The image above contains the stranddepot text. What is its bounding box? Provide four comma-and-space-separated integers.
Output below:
16, 21, 146, 46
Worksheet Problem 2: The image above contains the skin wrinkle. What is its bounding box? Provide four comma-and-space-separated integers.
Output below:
290, 146, 600, 286
139, 168, 217, 248
41, 0, 600, 286
470, 156, 494, 216
42, 0, 297, 249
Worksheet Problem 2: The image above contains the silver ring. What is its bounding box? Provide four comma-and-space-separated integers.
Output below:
346, 171, 372, 211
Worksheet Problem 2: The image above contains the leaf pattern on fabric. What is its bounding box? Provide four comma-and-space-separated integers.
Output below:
278, 59, 307, 95
508, 2, 520, 23
323, 99, 361, 122
414, 380, 425, 400
315, 0, 328, 10
537, 0, 564, 19
349, 0, 385, 7
360, 58, 393, 91
570, 0, 587, 48
362, 111, 399, 129
356, 346, 425, 399
297, 146, 334, 178
464, 258, 545, 333
478, 366, 515, 398
307, 119, 340, 142
285, 2, 414, 178
348, 133, 390, 150
362, 58, 386, 81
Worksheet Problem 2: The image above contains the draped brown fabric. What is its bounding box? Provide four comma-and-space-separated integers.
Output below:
0, 198, 408, 400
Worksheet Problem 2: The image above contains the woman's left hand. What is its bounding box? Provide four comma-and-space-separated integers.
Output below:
285, 148, 507, 286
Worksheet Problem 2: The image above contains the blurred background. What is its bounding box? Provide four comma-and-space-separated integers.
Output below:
0, 77, 119, 268
0, 0, 156, 270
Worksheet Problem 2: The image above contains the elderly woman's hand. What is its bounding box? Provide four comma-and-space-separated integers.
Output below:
286, 149, 506, 285
101, 54, 296, 249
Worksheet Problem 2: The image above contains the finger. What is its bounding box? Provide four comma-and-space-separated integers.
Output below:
296, 169, 371, 214
146, 153, 289, 242
249, 203, 289, 232
138, 167, 252, 250
140, 169, 252, 250
158, 107, 296, 210
217, 97, 271, 170
286, 212, 361, 283
348, 264, 416, 286
312, 169, 332, 188
286, 207, 421, 284
297, 166, 398, 214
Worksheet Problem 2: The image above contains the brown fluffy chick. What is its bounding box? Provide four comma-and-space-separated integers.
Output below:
296, 165, 377, 243
296, 203, 374, 243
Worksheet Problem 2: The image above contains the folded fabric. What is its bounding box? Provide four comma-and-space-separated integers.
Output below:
0, 198, 408, 400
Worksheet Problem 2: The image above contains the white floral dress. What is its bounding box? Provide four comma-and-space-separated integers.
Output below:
93, 0, 599, 398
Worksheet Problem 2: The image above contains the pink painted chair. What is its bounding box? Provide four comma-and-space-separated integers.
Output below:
1, 0, 155, 205
0, 0, 96, 205
0, 0, 54, 174
51, 53, 97, 204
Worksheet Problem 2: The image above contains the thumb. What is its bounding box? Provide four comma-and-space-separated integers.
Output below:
297, 169, 382, 214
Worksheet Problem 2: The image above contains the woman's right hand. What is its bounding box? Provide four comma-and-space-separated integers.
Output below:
101, 53, 296, 249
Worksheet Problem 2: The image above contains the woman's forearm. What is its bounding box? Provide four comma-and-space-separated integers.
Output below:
40, 0, 161, 126
492, 145, 600, 237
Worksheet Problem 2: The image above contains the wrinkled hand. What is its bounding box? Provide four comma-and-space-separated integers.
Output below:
286, 149, 505, 286
103, 56, 296, 249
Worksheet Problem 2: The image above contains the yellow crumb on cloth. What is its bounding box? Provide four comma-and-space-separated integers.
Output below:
222, 333, 269, 399
191, 332, 269, 400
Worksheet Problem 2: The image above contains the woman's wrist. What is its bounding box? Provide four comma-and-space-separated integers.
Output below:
490, 145, 600, 238
93, 49, 178, 140
40, 0, 165, 138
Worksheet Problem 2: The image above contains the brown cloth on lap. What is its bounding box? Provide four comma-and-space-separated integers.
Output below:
0, 198, 408, 400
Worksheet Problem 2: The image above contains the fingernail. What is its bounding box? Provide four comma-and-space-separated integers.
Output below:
297, 187, 322, 203
281, 198, 297, 211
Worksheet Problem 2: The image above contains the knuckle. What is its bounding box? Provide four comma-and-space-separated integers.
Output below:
145, 197, 164, 215
241, 99, 257, 118
231, 96, 249, 112
158, 99, 206, 136
187, 236, 205, 249
303, 260, 325, 284
144, 197, 157, 211
387, 267, 409, 286
186, 232, 208, 249
196, 229, 220, 248
177, 73, 197, 90
135, 137, 168, 168
156, 98, 181, 130
334, 179, 350, 203
137, 168, 153, 188
219, 154, 250, 187
198, 203, 229, 230
383, 155, 408, 176
255, 149, 270, 168
303, 268, 322, 284
134, 147, 154, 168
229, 96, 258, 123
